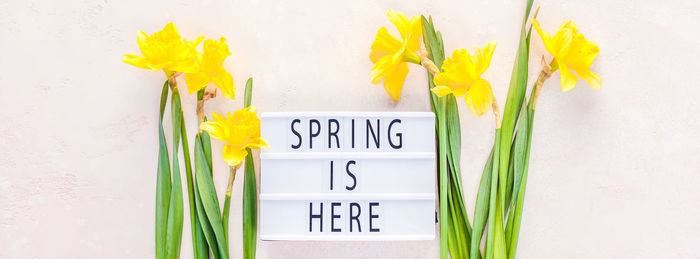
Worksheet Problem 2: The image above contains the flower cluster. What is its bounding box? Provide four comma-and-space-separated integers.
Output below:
368, 8, 601, 259
122, 23, 236, 98
123, 23, 266, 259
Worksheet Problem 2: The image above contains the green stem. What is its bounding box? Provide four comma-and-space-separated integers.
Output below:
223, 167, 237, 246
438, 99, 449, 259
175, 91, 199, 259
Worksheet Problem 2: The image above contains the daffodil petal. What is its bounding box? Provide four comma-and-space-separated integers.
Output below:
551, 27, 575, 58
212, 71, 235, 99
465, 79, 493, 117
200, 121, 227, 141
387, 10, 410, 40
475, 41, 497, 75
190, 36, 205, 48
136, 31, 149, 52
557, 60, 578, 92
247, 137, 269, 149
245, 106, 257, 113
223, 145, 248, 167
577, 68, 601, 90
430, 85, 453, 97
383, 62, 409, 102
406, 16, 422, 52
211, 112, 227, 122
370, 56, 393, 84
452, 84, 469, 97
162, 23, 179, 38
122, 54, 151, 70
185, 72, 210, 94
370, 27, 403, 63
170, 60, 198, 73
532, 19, 554, 55
560, 20, 577, 33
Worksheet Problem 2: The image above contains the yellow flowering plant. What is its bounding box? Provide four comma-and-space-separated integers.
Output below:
369, 1, 601, 259
370, 10, 503, 259
489, 17, 601, 258
199, 100, 267, 259
124, 23, 262, 259
194, 79, 263, 259
123, 22, 203, 259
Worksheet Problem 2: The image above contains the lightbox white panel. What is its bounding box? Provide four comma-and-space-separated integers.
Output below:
260, 112, 436, 241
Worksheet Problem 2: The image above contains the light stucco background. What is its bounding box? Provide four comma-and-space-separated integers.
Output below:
1, 0, 699, 258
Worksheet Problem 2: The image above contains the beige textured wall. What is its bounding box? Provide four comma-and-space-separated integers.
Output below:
1, 0, 699, 258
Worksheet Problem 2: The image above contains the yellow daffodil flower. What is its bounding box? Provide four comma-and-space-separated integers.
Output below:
431, 41, 497, 117
122, 22, 203, 77
186, 37, 235, 99
370, 10, 422, 101
199, 106, 268, 167
532, 19, 601, 91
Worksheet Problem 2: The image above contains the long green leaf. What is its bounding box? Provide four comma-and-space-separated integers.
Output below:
195, 135, 229, 259
243, 149, 257, 259
180, 118, 207, 259
423, 14, 474, 258
505, 102, 529, 245
194, 135, 219, 259
193, 214, 209, 259
471, 148, 494, 259
493, 193, 506, 259
506, 111, 533, 259
241, 76, 257, 259
498, 0, 534, 218
485, 129, 501, 259
421, 15, 441, 115
421, 15, 449, 259
202, 130, 212, 171
439, 110, 448, 259
156, 81, 172, 259
446, 95, 473, 256
507, 76, 539, 259
504, 137, 516, 208
165, 87, 185, 259
449, 179, 471, 257
446, 184, 461, 258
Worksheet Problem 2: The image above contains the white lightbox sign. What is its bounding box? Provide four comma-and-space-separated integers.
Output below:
259, 112, 435, 241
